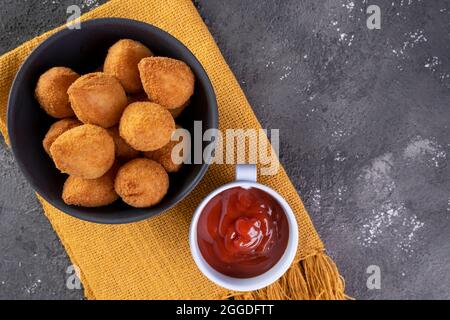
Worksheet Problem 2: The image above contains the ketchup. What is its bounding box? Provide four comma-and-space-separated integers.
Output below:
197, 187, 289, 278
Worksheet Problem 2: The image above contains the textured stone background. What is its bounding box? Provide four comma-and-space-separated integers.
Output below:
0, 0, 449, 299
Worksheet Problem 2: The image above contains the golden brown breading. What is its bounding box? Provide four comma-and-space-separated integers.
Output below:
168, 99, 189, 118
50, 124, 115, 179
67, 72, 128, 128
42, 118, 82, 156
119, 102, 175, 151
107, 126, 140, 160
126, 91, 188, 115
114, 158, 169, 208
138, 57, 195, 110
104, 39, 153, 94
35, 67, 79, 118
143, 125, 185, 173
62, 164, 119, 207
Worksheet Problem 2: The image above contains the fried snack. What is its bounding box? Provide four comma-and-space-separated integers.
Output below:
119, 102, 175, 151
144, 125, 185, 173
104, 39, 153, 94
168, 99, 189, 118
62, 164, 119, 207
138, 57, 195, 110
67, 72, 128, 128
114, 158, 169, 208
107, 126, 140, 160
50, 124, 115, 179
42, 118, 82, 156
35, 67, 79, 118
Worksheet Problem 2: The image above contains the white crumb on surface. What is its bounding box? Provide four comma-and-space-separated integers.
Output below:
331, 129, 348, 139
403, 136, 446, 168
343, 1, 355, 11
334, 151, 347, 162
424, 56, 440, 69
356, 153, 425, 256
337, 186, 347, 201
311, 188, 321, 213
391, 29, 427, 59
279, 65, 292, 80
265, 61, 274, 68
81, 0, 100, 9
24, 279, 41, 295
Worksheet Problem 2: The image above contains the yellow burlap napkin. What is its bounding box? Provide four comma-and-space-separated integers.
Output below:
0, 0, 347, 299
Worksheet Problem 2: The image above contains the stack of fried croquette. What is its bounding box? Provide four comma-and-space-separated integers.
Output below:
35, 39, 193, 208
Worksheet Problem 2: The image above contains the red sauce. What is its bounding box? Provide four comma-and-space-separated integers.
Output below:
197, 187, 289, 278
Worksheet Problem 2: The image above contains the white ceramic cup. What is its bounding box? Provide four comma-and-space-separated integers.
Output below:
189, 164, 299, 292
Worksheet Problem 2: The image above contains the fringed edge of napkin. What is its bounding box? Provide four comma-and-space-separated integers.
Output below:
223, 251, 351, 300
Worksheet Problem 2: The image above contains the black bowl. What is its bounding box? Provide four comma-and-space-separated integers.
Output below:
7, 18, 218, 224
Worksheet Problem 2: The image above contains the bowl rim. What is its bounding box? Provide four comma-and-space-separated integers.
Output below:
7, 17, 218, 224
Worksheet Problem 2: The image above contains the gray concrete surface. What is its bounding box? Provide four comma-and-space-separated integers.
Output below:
0, 0, 449, 299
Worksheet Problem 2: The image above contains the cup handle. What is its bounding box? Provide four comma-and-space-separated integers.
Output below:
235, 164, 257, 182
